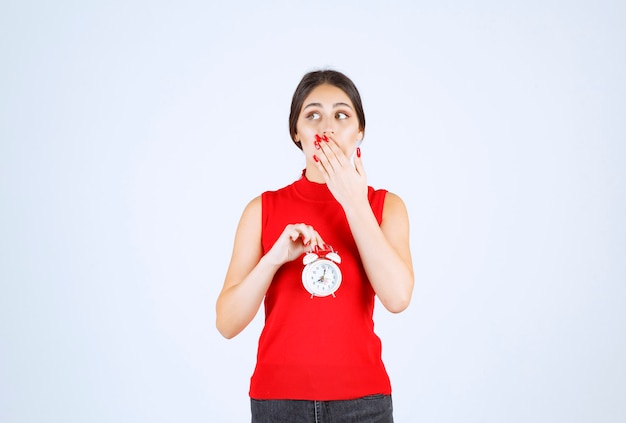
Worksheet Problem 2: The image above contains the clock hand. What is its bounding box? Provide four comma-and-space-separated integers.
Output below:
320, 268, 327, 282
316, 270, 325, 283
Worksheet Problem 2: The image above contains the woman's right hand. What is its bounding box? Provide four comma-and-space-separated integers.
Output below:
264, 223, 326, 266
217, 200, 326, 338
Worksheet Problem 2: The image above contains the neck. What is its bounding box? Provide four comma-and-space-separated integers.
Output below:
303, 165, 326, 184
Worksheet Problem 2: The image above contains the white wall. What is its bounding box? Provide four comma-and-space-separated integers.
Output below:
1, 1, 624, 422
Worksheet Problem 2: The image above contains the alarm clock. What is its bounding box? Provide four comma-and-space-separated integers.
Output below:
301, 245, 342, 298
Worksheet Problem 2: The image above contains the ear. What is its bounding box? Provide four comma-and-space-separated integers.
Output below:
293, 133, 303, 150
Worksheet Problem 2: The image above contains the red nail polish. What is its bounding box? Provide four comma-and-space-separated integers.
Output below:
313, 155, 319, 162
356, 147, 361, 158
315, 134, 322, 142
314, 141, 321, 149
323, 134, 329, 142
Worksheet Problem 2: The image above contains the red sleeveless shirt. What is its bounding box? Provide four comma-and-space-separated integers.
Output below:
249, 172, 391, 400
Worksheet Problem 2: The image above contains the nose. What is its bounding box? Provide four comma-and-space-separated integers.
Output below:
320, 114, 335, 135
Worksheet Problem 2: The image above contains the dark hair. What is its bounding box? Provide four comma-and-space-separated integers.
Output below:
289, 69, 365, 150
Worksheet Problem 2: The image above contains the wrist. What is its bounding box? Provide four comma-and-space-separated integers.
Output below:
260, 249, 289, 269
341, 195, 371, 218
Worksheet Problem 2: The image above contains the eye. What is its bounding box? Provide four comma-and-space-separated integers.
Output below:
336, 112, 349, 120
306, 112, 321, 120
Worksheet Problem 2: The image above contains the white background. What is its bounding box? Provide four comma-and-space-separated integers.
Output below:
1, 1, 624, 422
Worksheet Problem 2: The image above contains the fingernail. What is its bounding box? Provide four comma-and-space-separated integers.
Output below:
315, 134, 322, 142
356, 147, 361, 158
314, 141, 321, 150
323, 134, 329, 142
313, 155, 319, 162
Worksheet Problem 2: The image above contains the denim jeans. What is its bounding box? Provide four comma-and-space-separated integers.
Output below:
250, 394, 393, 423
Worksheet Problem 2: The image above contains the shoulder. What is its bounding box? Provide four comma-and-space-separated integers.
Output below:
382, 192, 409, 221
383, 191, 406, 209
380, 192, 410, 244
245, 195, 262, 211
239, 195, 262, 227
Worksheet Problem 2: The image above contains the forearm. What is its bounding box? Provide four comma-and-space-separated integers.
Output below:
344, 201, 414, 313
216, 255, 281, 338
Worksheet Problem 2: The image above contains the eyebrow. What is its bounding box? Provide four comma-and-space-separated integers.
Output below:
303, 102, 354, 110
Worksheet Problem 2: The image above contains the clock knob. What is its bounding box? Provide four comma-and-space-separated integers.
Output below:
325, 251, 341, 264
303, 252, 319, 265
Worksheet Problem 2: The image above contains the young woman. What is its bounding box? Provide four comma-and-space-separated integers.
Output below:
216, 69, 414, 422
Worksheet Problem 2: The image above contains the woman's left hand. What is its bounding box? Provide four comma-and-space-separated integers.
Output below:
314, 135, 368, 209
314, 134, 414, 313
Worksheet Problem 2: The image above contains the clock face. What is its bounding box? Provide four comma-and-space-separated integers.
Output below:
302, 259, 342, 297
